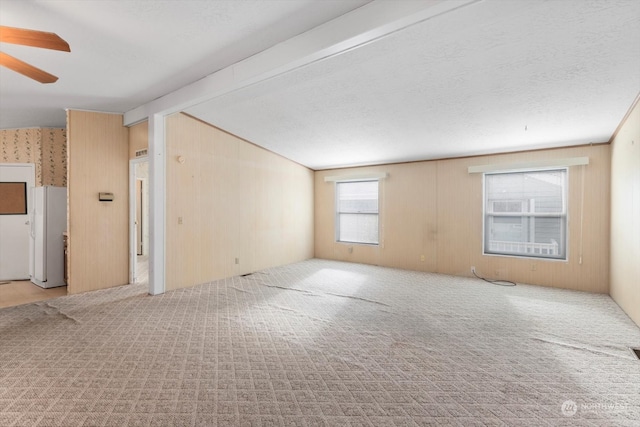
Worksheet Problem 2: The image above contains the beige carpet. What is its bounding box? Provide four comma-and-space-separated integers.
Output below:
1, 259, 639, 426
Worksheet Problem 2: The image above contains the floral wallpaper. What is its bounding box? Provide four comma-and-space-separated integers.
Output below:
41, 128, 68, 187
0, 128, 67, 187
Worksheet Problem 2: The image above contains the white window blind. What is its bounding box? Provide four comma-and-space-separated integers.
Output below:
336, 180, 379, 245
484, 169, 567, 260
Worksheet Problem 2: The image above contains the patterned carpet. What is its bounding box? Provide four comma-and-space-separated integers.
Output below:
1, 259, 639, 426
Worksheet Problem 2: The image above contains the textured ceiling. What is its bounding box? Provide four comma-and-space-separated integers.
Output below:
186, 0, 640, 169
2, 1, 639, 170
0, 0, 369, 128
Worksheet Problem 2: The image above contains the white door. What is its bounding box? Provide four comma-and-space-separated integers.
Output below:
0, 164, 35, 280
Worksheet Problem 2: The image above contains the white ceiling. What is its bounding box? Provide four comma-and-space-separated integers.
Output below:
1, 0, 639, 170
0, 0, 369, 128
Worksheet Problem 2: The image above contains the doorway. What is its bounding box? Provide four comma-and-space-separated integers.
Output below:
129, 158, 149, 284
0, 163, 35, 281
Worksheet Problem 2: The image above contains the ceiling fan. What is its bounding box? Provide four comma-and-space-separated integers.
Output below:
0, 26, 70, 84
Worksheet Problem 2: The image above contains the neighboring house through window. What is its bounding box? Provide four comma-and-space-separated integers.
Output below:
484, 169, 567, 259
336, 180, 379, 245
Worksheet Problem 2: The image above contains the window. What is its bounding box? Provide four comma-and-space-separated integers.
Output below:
484, 169, 567, 260
336, 180, 379, 244
0, 182, 27, 215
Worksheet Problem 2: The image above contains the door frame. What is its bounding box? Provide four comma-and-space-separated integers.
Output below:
129, 156, 148, 284
135, 178, 143, 256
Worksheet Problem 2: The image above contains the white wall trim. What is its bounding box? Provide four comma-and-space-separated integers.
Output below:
468, 157, 590, 174
148, 114, 166, 295
123, 0, 480, 126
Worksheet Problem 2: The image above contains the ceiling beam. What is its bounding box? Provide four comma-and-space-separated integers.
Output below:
123, 0, 481, 126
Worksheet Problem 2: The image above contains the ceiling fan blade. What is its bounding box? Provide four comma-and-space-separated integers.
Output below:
0, 26, 70, 52
0, 52, 58, 83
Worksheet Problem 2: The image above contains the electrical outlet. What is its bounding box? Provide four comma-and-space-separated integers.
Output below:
531, 263, 537, 271
178, 216, 183, 224
471, 266, 476, 274
235, 258, 239, 265
420, 255, 425, 262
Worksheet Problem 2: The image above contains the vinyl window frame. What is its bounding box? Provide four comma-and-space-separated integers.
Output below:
483, 167, 568, 260
335, 179, 380, 245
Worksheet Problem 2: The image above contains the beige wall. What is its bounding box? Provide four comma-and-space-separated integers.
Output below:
315, 144, 611, 293
67, 111, 129, 294
0, 127, 67, 186
129, 121, 148, 159
610, 100, 640, 327
165, 113, 314, 291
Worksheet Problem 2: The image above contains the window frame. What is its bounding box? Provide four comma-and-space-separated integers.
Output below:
335, 179, 380, 246
482, 167, 568, 261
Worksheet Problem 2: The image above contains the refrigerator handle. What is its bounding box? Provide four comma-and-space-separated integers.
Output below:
29, 210, 35, 238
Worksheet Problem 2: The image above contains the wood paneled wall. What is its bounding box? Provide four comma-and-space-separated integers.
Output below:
610, 100, 640, 327
315, 145, 611, 293
129, 121, 148, 159
165, 113, 314, 291
67, 111, 129, 294
0, 127, 67, 186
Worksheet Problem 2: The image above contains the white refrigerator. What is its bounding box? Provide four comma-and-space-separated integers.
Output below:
29, 186, 67, 288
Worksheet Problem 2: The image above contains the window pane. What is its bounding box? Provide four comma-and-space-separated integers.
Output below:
0, 182, 27, 215
485, 169, 566, 259
492, 201, 524, 213
486, 170, 565, 214
339, 214, 379, 244
337, 181, 378, 213
336, 181, 379, 244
